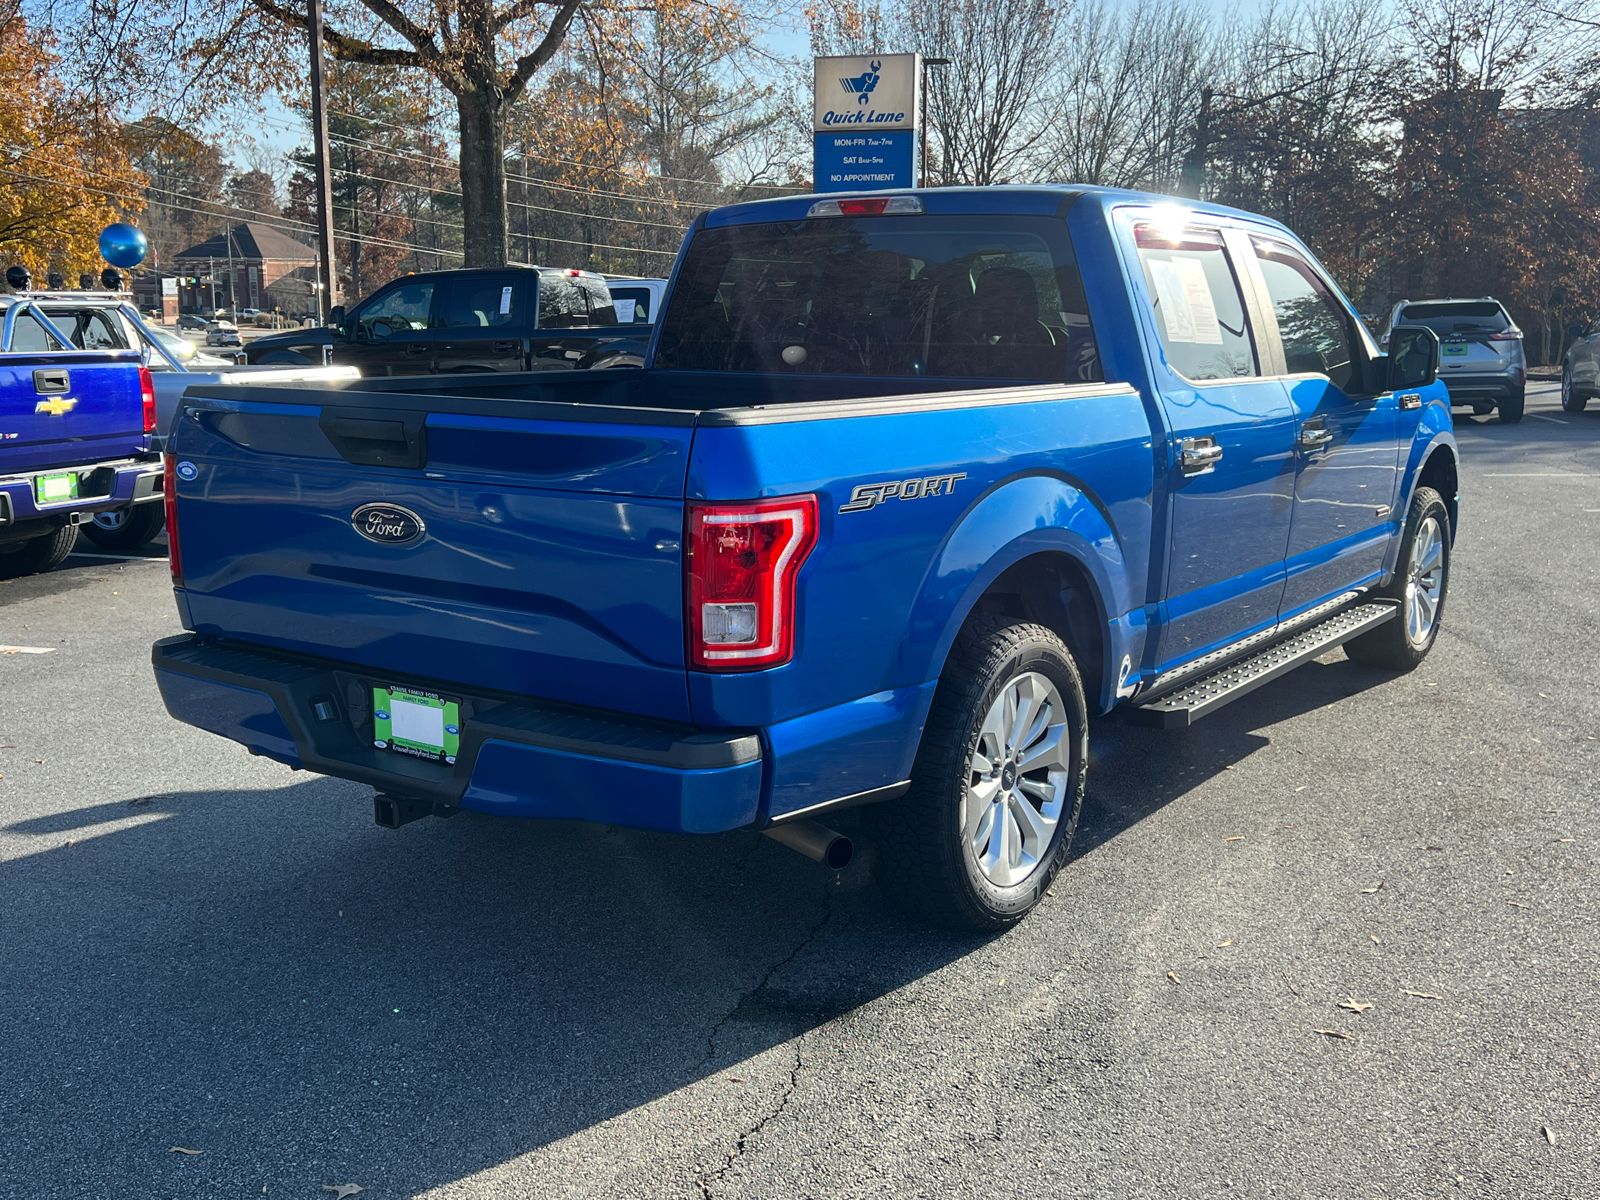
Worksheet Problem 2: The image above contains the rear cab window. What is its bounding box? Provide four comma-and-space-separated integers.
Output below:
653, 214, 1101, 382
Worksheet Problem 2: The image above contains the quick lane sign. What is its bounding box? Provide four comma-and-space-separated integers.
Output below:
813, 54, 920, 193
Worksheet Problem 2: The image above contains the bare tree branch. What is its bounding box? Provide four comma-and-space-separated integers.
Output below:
504, 0, 580, 102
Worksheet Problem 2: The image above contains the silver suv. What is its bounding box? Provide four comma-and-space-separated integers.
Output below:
1381, 297, 1525, 423
1560, 316, 1600, 413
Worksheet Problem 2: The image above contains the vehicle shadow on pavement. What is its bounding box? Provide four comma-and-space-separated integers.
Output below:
0, 653, 1392, 1196
1076, 652, 1394, 860
0, 776, 979, 1196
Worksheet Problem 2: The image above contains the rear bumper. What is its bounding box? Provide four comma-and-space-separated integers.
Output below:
151, 634, 763, 834
0, 457, 162, 527
1438, 373, 1521, 404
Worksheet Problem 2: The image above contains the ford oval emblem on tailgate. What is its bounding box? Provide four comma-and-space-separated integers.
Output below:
351, 502, 426, 547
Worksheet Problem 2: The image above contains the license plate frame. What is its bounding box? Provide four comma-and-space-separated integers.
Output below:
372, 684, 461, 764
34, 472, 78, 504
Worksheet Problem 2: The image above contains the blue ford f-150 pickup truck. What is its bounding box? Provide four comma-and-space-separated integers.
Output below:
0, 298, 161, 576
151, 186, 1454, 929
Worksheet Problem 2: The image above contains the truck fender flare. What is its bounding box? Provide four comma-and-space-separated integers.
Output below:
908, 472, 1127, 694
1393, 407, 1460, 542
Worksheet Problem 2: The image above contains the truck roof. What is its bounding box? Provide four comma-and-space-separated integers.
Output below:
703, 184, 1297, 237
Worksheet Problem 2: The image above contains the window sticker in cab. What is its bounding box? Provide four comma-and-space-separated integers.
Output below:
1149, 257, 1223, 345
839, 473, 967, 513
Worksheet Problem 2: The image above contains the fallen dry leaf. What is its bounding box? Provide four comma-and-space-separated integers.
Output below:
1559, 838, 1575, 843
726, 1075, 746, 1082
1338, 997, 1374, 1014
1167, 970, 1181, 984
1361, 882, 1385, 894
1369, 934, 1382, 944
1507, 901, 1530, 909
1313, 1028, 1356, 1041
1543, 1126, 1557, 1146
169, 1147, 203, 1155
1294, 785, 1306, 792
1223, 835, 1245, 842
322, 1187, 365, 1199
1404, 990, 1442, 1000
1216, 939, 1234, 948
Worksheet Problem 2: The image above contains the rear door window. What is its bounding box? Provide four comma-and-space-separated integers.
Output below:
1133, 225, 1257, 381
653, 214, 1100, 382
437, 277, 522, 329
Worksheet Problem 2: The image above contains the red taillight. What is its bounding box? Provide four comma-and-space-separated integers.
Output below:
687, 495, 818, 671
139, 366, 156, 433
163, 455, 182, 586
1489, 330, 1523, 341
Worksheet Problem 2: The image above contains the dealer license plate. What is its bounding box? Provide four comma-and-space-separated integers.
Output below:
372, 685, 461, 764
35, 472, 77, 504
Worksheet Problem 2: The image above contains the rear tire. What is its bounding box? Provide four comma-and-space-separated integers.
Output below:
0, 524, 79, 577
1344, 486, 1449, 672
871, 617, 1088, 931
1497, 388, 1525, 423
81, 504, 164, 550
1561, 364, 1589, 413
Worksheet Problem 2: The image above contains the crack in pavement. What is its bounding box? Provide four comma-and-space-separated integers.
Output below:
697, 1041, 807, 1200
693, 887, 834, 1199
696, 888, 833, 1072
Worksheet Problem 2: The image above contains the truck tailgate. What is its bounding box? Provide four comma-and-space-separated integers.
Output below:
171, 394, 695, 721
1, 352, 146, 473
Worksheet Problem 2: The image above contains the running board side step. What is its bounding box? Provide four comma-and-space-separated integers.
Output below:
1128, 600, 1400, 729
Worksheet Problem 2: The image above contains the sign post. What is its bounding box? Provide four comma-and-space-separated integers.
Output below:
813, 54, 920, 193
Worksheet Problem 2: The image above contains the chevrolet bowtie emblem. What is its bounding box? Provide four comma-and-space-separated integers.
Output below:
34, 396, 77, 415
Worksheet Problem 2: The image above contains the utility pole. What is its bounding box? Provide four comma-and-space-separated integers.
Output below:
308, 0, 338, 323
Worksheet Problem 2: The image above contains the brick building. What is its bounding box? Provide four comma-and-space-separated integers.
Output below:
137, 223, 319, 315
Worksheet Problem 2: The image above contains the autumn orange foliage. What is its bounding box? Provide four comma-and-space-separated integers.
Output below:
0, 13, 143, 279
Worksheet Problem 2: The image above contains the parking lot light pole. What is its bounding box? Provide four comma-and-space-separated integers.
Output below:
308, 0, 338, 324
920, 57, 951, 188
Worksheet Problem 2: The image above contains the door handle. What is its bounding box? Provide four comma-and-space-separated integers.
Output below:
405, 342, 430, 354
1180, 436, 1223, 474
1299, 427, 1333, 450
493, 340, 518, 354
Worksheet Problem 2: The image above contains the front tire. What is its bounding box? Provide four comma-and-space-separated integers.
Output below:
0, 524, 79, 578
872, 617, 1088, 931
1562, 363, 1590, 413
1497, 387, 1525, 423
1345, 486, 1449, 671
81, 504, 165, 550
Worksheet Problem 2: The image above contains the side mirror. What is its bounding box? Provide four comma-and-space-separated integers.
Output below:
1386, 325, 1439, 391
370, 320, 392, 341
1568, 324, 1585, 340
328, 305, 346, 335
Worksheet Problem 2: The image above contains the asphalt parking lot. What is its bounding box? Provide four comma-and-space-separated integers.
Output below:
1, 382, 1596, 1199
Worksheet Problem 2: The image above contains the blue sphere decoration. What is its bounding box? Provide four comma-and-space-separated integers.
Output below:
99, 223, 147, 269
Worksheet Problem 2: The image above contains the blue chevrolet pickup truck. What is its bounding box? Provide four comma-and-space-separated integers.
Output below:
151, 186, 1454, 929
0, 298, 161, 576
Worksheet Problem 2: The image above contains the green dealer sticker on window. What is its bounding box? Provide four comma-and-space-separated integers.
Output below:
372, 686, 461, 764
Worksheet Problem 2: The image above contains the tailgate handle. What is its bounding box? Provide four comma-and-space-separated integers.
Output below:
33, 368, 69, 394
318, 409, 428, 469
